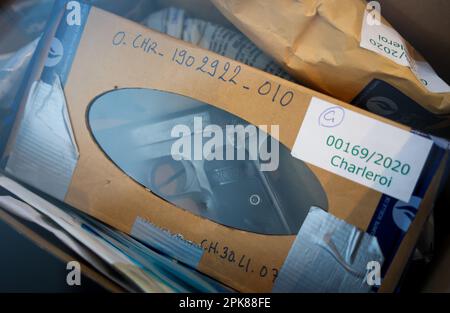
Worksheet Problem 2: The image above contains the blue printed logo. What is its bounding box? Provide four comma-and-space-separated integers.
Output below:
366, 96, 398, 116
392, 196, 421, 232
45, 37, 64, 67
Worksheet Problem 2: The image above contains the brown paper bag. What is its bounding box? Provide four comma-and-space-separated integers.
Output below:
211, 0, 450, 137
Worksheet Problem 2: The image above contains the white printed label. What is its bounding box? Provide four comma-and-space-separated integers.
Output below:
410, 60, 450, 93
360, 7, 409, 66
360, 7, 450, 93
291, 97, 433, 202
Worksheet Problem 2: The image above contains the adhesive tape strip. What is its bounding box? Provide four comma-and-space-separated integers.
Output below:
131, 216, 204, 269
273, 207, 384, 292
5, 78, 79, 200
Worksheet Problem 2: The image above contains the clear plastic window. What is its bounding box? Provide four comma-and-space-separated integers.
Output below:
88, 88, 328, 235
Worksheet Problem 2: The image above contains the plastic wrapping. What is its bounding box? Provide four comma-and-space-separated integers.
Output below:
144, 7, 291, 80
88, 88, 328, 235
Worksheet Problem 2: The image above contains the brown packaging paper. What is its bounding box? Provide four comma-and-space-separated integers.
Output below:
3, 4, 449, 292
211, 0, 450, 136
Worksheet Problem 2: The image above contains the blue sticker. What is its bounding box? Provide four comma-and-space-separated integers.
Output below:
41, 1, 91, 85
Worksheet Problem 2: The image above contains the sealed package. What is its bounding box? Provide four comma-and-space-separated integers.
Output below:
212, 0, 450, 137
2, 1, 449, 292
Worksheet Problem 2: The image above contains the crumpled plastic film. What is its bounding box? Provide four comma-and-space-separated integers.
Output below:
0, 39, 39, 154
